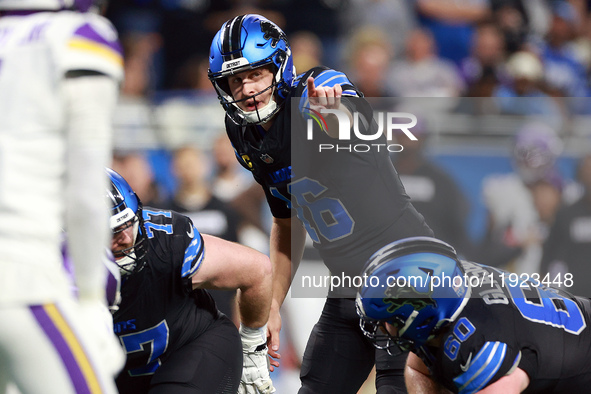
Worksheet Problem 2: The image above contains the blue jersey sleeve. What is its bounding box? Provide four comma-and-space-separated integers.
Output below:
451, 341, 520, 394
181, 221, 205, 278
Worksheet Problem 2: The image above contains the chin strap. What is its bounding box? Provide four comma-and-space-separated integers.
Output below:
233, 83, 279, 125
241, 98, 278, 124
117, 253, 136, 276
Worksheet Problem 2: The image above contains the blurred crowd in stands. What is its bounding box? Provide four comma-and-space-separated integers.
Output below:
106, 0, 591, 105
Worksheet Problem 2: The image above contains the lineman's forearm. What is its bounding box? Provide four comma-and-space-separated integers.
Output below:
238, 282, 272, 328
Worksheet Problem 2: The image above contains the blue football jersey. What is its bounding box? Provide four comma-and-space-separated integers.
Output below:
113, 208, 217, 379
422, 261, 591, 394
225, 66, 433, 294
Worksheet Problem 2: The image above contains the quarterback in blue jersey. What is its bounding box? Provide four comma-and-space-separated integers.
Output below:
357, 237, 591, 394
209, 14, 433, 393
106, 169, 275, 394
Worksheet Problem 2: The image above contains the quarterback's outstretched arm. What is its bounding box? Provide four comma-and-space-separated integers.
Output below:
267, 216, 306, 364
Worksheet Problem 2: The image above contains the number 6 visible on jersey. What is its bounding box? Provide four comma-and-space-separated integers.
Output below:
272, 177, 354, 243
508, 284, 586, 335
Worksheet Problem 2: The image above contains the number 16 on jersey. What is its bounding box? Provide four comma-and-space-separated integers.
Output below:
271, 177, 355, 243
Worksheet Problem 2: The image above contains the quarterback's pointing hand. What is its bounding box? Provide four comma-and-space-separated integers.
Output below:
307, 76, 342, 110
306, 76, 350, 138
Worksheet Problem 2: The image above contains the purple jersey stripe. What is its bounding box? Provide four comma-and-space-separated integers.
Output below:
73, 23, 122, 56
31, 305, 93, 394
1, 10, 43, 16
105, 255, 121, 308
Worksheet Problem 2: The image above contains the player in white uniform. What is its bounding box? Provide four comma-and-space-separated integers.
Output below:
0, 1, 125, 393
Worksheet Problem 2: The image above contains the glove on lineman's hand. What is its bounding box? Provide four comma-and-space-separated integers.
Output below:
238, 324, 276, 394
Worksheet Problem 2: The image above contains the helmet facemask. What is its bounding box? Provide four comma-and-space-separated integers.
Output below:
111, 211, 147, 275
212, 68, 281, 126
357, 300, 414, 356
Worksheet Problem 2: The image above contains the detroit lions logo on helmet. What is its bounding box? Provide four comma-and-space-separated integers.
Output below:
260, 20, 284, 48
383, 285, 437, 314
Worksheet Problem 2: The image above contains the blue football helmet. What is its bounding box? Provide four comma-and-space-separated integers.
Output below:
106, 168, 148, 275
208, 14, 295, 125
356, 237, 470, 354
0, 0, 105, 12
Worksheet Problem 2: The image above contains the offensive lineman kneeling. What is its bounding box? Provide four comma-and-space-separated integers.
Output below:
107, 168, 275, 394
357, 236, 591, 394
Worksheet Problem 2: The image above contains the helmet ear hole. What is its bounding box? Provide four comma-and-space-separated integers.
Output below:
417, 316, 435, 330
